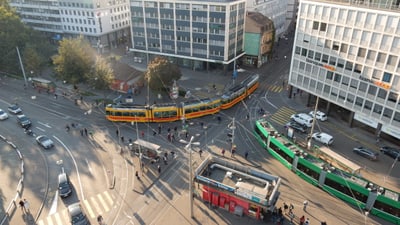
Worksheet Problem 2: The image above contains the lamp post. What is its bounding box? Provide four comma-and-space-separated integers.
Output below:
308, 96, 319, 150
180, 136, 200, 218
228, 118, 236, 154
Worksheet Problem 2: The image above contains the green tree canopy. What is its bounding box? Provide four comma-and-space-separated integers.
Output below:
89, 56, 114, 91
144, 56, 182, 91
52, 36, 95, 84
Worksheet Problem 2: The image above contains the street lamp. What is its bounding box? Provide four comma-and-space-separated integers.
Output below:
308, 96, 319, 150
180, 136, 200, 218
228, 118, 236, 154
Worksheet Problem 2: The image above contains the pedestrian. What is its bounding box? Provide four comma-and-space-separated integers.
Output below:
65, 124, 70, 132
153, 130, 157, 136
305, 218, 310, 225
244, 151, 248, 160
283, 202, 288, 213
157, 165, 161, 174
54, 93, 58, 99
116, 129, 119, 137
303, 200, 308, 211
231, 148, 236, 157
18, 199, 25, 213
129, 138, 132, 144
293, 93, 296, 98
174, 126, 177, 132
163, 156, 168, 165
84, 128, 88, 136
199, 149, 203, 157
135, 171, 140, 180
289, 203, 294, 214
221, 149, 225, 157
167, 133, 171, 142
185, 131, 189, 139
289, 211, 295, 224
158, 124, 161, 134
300, 215, 305, 225
141, 131, 144, 138
121, 136, 124, 143
167, 127, 171, 133
23, 199, 30, 212
80, 129, 84, 136
246, 114, 249, 120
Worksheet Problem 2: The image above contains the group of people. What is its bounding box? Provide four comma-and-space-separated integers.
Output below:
18, 199, 30, 214
273, 201, 311, 225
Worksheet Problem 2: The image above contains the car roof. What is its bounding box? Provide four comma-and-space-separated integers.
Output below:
68, 203, 83, 216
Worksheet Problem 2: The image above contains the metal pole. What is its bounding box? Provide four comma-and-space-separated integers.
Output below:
16, 46, 28, 86
308, 96, 319, 150
231, 118, 236, 154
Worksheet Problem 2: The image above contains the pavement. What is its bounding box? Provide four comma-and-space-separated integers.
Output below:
1, 45, 398, 225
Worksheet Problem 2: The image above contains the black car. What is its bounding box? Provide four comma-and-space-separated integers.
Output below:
58, 172, 72, 198
380, 146, 400, 160
68, 203, 89, 225
17, 114, 32, 128
285, 121, 307, 133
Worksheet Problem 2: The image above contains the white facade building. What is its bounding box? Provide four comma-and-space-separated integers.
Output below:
289, 0, 400, 139
246, 0, 292, 38
9, 0, 131, 49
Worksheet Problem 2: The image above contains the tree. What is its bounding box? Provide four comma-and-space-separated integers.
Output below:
144, 56, 182, 91
89, 56, 114, 91
52, 36, 95, 84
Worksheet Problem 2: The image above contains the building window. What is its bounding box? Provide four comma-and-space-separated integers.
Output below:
388, 92, 398, 103
368, 86, 377, 95
355, 97, 363, 107
345, 62, 353, 71
394, 112, 400, 123
329, 57, 336, 66
382, 72, 392, 82
342, 76, 349, 86
373, 104, 382, 114
308, 50, 314, 59
359, 82, 367, 92
313, 21, 319, 30
367, 50, 376, 60
340, 43, 348, 53
323, 85, 330, 94
332, 41, 339, 51
322, 54, 329, 63
358, 48, 366, 57
377, 52, 386, 63
327, 71, 333, 80
315, 52, 321, 61
383, 108, 393, 119
337, 59, 344, 68
387, 55, 398, 67
334, 73, 341, 83
295, 46, 301, 55
354, 64, 362, 73
347, 94, 354, 103
364, 100, 372, 110
320, 22, 327, 31
377, 88, 387, 100
301, 48, 307, 57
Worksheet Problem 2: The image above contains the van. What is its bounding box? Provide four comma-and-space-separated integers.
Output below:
312, 132, 334, 145
290, 113, 313, 127
58, 172, 72, 198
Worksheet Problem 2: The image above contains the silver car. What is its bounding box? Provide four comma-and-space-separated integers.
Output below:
36, 135, 54, 149
353, 146, 379, 161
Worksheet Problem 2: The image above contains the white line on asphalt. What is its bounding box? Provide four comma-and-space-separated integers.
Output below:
85, 158, 93, 175
49, 190, 59, 215
53, 136, 85, 200
36, 126, 45, 132
261, 96, 278, 109
37, 121, 52, 128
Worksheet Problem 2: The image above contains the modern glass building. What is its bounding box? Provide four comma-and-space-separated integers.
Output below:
129, 0, 246, 70
289, 0, 400, 139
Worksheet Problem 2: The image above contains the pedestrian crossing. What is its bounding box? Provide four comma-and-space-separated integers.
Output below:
262, 84, 284, 93
269, 107, 296, 126
37, 190, 115, 225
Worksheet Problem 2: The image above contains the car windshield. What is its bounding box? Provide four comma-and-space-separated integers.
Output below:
60, 182, 70, 191
72, 213, 86, 224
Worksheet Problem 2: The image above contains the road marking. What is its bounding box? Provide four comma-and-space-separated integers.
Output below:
85, 158, 92, 175
54, 211, 63, 225
49, 191, 59, 215
98, 194, 109, 212
37, 220, 44, 225
89, 196, 103, 217
37, 121, 52, 128
104, 191, 113, 205
83, 199, 95, 219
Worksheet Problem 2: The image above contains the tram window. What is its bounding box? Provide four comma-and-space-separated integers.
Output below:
115, 111, 122, 116
270, 141, 293, 164
297, 162, 319, 180
254, 126, 267, 145
373, 200, 400, 216
122, 111, 130, 116
324, 178, 368, 202
200, 105, 206, 110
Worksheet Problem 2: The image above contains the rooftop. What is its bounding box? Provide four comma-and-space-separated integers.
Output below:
304, 0, 400, 12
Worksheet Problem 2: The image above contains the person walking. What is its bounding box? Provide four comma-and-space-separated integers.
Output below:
157, 165, 161, 174
199, 149, 203, 157
116, 129, 119, 137
303, 200, 308, 211
158, 124, 162, 134
221, 149, 225, 157
299, 215, 305, 225
289, 211, 295, 224
18, 199, 25, 213
23, 199, 30, 213
244, 151, 249, 160
84, 128, 88, 136
135, 171, 140, 180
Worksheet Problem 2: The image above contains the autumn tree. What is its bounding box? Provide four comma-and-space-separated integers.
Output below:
144, 56, 182, 91
89, 56, 114, 91
52, 36, 95, 84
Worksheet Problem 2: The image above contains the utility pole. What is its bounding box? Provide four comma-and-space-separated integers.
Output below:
308, 96, 319, 150
229, 118, 236, 154
16, 46, 28, 87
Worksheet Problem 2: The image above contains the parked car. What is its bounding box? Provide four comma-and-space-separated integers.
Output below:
17, 114, 32, 128
68, 203, 89, 225
0, 109, 9, 120
309, 111, 327, 121
353, 146, 379, 161
36, 135, 54, 149
284, 121, 307, 133
58, 172, 72, 198
312, 132, 333, 145
290, 113, 313, 127
380, 146, 400, 160
8, 104, 22, 114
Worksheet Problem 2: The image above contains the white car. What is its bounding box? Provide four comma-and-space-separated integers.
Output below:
8, 104, 22, 114
309, 111, 327, 121
312, 132, 333, 145
0, 109, 8, 120
36, 135, 54, 149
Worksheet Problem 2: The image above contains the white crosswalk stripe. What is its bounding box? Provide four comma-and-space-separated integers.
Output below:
270, 107, 296, 125
36, 190, 115, 225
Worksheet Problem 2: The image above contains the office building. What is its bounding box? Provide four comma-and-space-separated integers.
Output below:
9, 0, 131, 49
289, 0, 400, 139
129, 0, 246, 70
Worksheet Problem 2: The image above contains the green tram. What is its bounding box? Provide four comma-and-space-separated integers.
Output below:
254, 119, 400, 224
